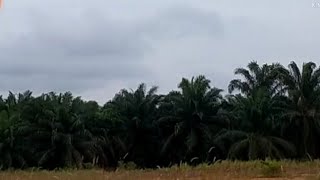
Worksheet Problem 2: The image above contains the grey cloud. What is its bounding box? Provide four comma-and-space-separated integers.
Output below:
141, 6, 223, 40
1, 0, 320, 104
3, 10, 146, 57
0, 3, 224, 97
0, 6, 151, 94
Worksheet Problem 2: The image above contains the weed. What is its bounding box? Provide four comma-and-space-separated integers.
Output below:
117, 161, 137, 170
260, 160, 283, 177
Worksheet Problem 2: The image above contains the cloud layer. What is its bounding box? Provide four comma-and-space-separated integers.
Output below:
1, 0, 320, 103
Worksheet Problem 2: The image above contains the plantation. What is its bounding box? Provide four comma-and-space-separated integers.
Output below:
1, 61, 320, 171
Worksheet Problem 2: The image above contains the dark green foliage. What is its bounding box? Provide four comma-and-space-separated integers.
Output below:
277, 62, 320, 158
0, 61, 320, 170
158, 76, 224, 165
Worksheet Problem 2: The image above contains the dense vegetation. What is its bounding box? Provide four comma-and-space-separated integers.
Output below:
1, 61, 320, 170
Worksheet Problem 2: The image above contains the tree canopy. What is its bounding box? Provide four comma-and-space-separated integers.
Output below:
1, 61, 320, 170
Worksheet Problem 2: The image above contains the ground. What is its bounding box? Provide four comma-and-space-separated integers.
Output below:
1, 161, 320, 180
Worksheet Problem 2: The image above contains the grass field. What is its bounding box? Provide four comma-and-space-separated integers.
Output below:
1, 161, 320, 180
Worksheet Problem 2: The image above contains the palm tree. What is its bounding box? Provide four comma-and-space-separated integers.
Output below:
25, 92, 95, 169
0, 126, 28, 169
228, 61, 283, 96
158, 75, 224, 164
215, 88, 296, 160
0, 92, 33, 169
106, 83, 161, 167
85, 105, 126, 169
278, 61, 320, 158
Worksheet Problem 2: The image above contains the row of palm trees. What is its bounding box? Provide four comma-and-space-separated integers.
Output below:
0, 61, 320, 170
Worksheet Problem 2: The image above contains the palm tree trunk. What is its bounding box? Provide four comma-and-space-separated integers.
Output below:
303, 117, 312, 159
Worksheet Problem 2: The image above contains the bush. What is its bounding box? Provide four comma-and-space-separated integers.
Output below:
260, 160, 283, 177
117, 161, 137, 170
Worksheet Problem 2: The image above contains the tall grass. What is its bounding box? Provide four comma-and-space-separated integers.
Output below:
1, 160, 320, 180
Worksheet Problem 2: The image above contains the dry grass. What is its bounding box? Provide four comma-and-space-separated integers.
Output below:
1, 161, 320, 180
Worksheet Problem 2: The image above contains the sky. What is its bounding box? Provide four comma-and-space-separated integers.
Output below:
0, 0, 320, 104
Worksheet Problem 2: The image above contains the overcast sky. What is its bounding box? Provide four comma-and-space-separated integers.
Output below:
1, 0, 320, 103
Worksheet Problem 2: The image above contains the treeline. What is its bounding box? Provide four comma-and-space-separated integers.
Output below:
0, 61, 320, 170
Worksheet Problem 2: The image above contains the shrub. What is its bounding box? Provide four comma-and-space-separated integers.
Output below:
260, 160, 283, 177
